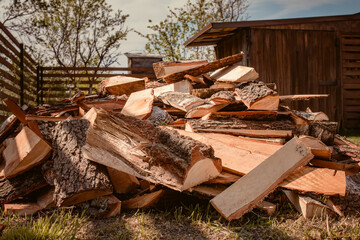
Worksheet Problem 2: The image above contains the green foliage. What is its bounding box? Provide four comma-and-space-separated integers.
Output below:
139, 0, 249, 61
1, 210, 87, 240
2, 0, 130, 67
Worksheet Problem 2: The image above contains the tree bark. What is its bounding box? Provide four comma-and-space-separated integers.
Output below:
52, 119, 113, 207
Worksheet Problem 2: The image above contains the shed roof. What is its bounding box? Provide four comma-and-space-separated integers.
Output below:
184, 12, 360, 47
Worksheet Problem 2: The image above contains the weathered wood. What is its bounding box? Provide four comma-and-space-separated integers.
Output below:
121, 88, 154, 120
210, 137, 313, 220
208, 91, 236, 105
210, 82, 236, 90
107, 167, 140, 194
195, 128, 292, 138
93, 195, 122, 218
52, 119, 113, 207
2, 126, 52, 178
147, 106, 174, 127
184, 74, 207, 85
159, 92, 205, 112
185, 103, 228, 118
25, 115, 82, 121
279, 94, 329, 102
283, 190, 332, 218
0, 165, 47, 204
97, 76, 145, 96
122, 189, 164, 209
0, 114, 19, 143
153, 80, 193, 97
82, 108, 221, 191
309, 159, 360, 175
299, 136, 331, 159
191, 88, 234, 99
309, 121, 338, 145
210, 64, 259, 83
294, 111, 329, 121
37, 187, 55, 209
211, 111, 278, 120
235, 81, 279, 110
153, 59, 208, 79
163, 52, 244, 83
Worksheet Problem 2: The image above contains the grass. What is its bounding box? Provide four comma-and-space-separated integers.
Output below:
341, 128, 360, 146
2, 197, 360, 240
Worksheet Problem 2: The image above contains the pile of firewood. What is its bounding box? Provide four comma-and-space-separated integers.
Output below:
1, 52, 360, 220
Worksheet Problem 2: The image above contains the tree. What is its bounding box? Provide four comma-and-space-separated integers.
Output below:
139, 0, 249, 61
1, 0, 130, 67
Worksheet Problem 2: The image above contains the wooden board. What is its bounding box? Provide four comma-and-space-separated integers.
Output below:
164, 53, 244, 83
210, 137, 313, 220
121, 88, 154, 120
281, 167, 346, 196
2, 127, 52, 178
103, 76, 145, 96
153, 60, 208, 79
210, 64, 259, 83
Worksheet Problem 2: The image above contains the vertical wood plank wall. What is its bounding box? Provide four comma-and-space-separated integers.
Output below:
341, 35, 360, 128
216, 28, 339, 122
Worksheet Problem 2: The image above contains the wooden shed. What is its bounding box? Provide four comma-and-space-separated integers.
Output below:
185, 12, 360, 128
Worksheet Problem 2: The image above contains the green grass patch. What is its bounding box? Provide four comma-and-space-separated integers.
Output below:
341, 128, 360, 146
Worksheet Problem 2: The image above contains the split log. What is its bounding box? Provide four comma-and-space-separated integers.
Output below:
163, 52, 244, 83
153, 59, 208, 79
121, 88, 154, 120
299, 136, 331, 159
283, 190, 333, 218
211, 111, 278, 121
0, 165, 47, 204
236, 81, 279, 110
208, 91, 236, 105
153, 80, 193, 97
147, 106, 174, 127
309, 122, 338, 145
310, 159, 360, 175
107, 167, 140, 194
52, 119, 113, 207
37, 187, 55, 209
184, 74, 207, 86
294, 111, 329, 121
96, 76, 145, 97
25, 115, 82, 121
210, 82, 236, 90
185, 103, 228, 118
2, 126, 52, 178
210, 64, 259, 83
122, 189, 164, 209
210, 137, 314, 221
83, 97, 127, 112
159, 92, 205, 112
206, 171, 240, 184
3, 98, 42, 137
82, 108, 221, 191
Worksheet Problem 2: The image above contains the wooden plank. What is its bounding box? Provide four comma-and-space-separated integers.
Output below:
210, 137, 313, 220
121, 88, 154, 120
25, 115, 81, 121
164, 52, 244, 83
153, 60, 208, 78
310, 159, 360, 175
279, 94, 329, 101
281, 167, 346, 196
195, 128, 293, 138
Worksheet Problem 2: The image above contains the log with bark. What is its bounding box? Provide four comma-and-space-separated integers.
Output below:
96, 76, 145, 97
51, 119, 113, 207
82, 107, 222, 191
159, 92, 205, 112
153, 59, 208, 79
235, 81, 279, 110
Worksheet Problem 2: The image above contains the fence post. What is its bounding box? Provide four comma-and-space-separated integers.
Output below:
36, 66, 40, 105
19, 43, 24, 106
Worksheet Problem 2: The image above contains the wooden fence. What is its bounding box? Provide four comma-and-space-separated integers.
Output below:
0, 21, 157, 121
39, 67, 155, 105
0, 21, 38, 122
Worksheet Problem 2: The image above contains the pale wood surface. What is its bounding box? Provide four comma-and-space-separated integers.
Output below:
153, 60, 208, 78
121, 88, 154, 120
210, 137, 313, 220
210, 64, 259, 83
185, 103, 228, 118
104, 76, 145, 96
3, 127, 52, 178
153, 80, 193, 97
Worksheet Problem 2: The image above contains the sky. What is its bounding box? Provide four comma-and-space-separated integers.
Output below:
109, 0, 360, 66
